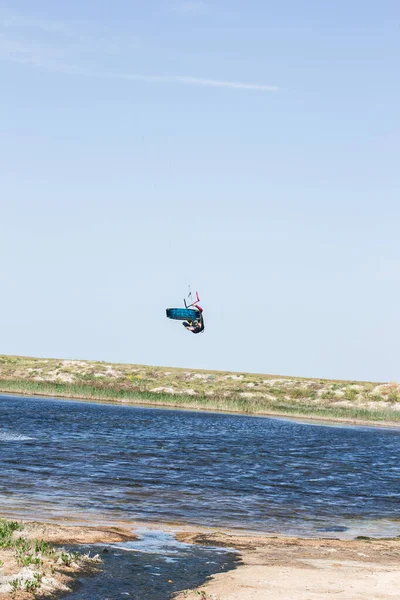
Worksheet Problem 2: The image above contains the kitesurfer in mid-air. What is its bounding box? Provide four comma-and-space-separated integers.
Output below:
165, 289, 205, 334
182, 300, 204, 334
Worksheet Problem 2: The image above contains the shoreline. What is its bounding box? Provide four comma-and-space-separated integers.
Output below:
1, 516, 399, 599
1, 385, 400, 430
1, 506, 400, 542
1, 354, 400, 428
174, 528, 400, 600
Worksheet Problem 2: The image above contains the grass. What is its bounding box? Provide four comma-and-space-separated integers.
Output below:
0, 354, 399, 425
0, 376, 399, 424
0, 518, 98, 597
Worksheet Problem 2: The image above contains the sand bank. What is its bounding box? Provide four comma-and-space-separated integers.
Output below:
174, 531, 400, 600
1, 519, 399, 599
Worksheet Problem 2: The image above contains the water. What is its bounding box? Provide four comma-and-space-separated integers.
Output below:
1, 394, 400, 537
65, 529, 240, 600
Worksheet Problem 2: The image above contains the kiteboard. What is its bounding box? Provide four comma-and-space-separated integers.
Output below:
166, 308, 199, 321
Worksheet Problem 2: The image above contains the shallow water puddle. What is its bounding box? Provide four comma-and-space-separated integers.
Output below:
65, 528, 240, 600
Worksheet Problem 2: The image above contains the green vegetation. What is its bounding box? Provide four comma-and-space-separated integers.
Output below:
0, 518, 93, 597
0, 354, 399, 424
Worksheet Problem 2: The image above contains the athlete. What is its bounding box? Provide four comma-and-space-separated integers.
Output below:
182, 301, 204, 334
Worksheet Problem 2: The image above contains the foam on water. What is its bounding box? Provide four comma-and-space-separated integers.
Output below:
0, 431, 34, 442
115, 528, 236, 556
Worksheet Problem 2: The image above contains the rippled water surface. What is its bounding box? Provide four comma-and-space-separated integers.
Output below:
66, 529, 240, 600
1, 394, 399, 536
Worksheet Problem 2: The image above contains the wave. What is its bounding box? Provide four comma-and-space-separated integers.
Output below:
0, 431, 34, 442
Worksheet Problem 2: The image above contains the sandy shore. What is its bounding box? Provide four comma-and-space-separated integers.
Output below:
174, 530, 400, 599
1, 519, 399, 599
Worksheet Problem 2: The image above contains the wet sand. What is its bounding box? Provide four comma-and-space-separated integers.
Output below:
1, 519, 399, 599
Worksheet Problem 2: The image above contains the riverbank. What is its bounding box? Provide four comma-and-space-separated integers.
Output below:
0, 519, 135, 598
1, 518, 399, 599
1, 354, 400, 426
175, 529, 400, 600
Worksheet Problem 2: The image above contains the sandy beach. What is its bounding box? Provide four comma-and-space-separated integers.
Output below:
175, 530, 400, 599
1, 519, 399, 599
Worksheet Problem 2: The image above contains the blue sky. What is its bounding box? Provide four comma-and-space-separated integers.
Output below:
1, 0, 399, 381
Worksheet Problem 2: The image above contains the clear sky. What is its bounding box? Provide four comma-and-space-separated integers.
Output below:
1, 1, 399, 382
